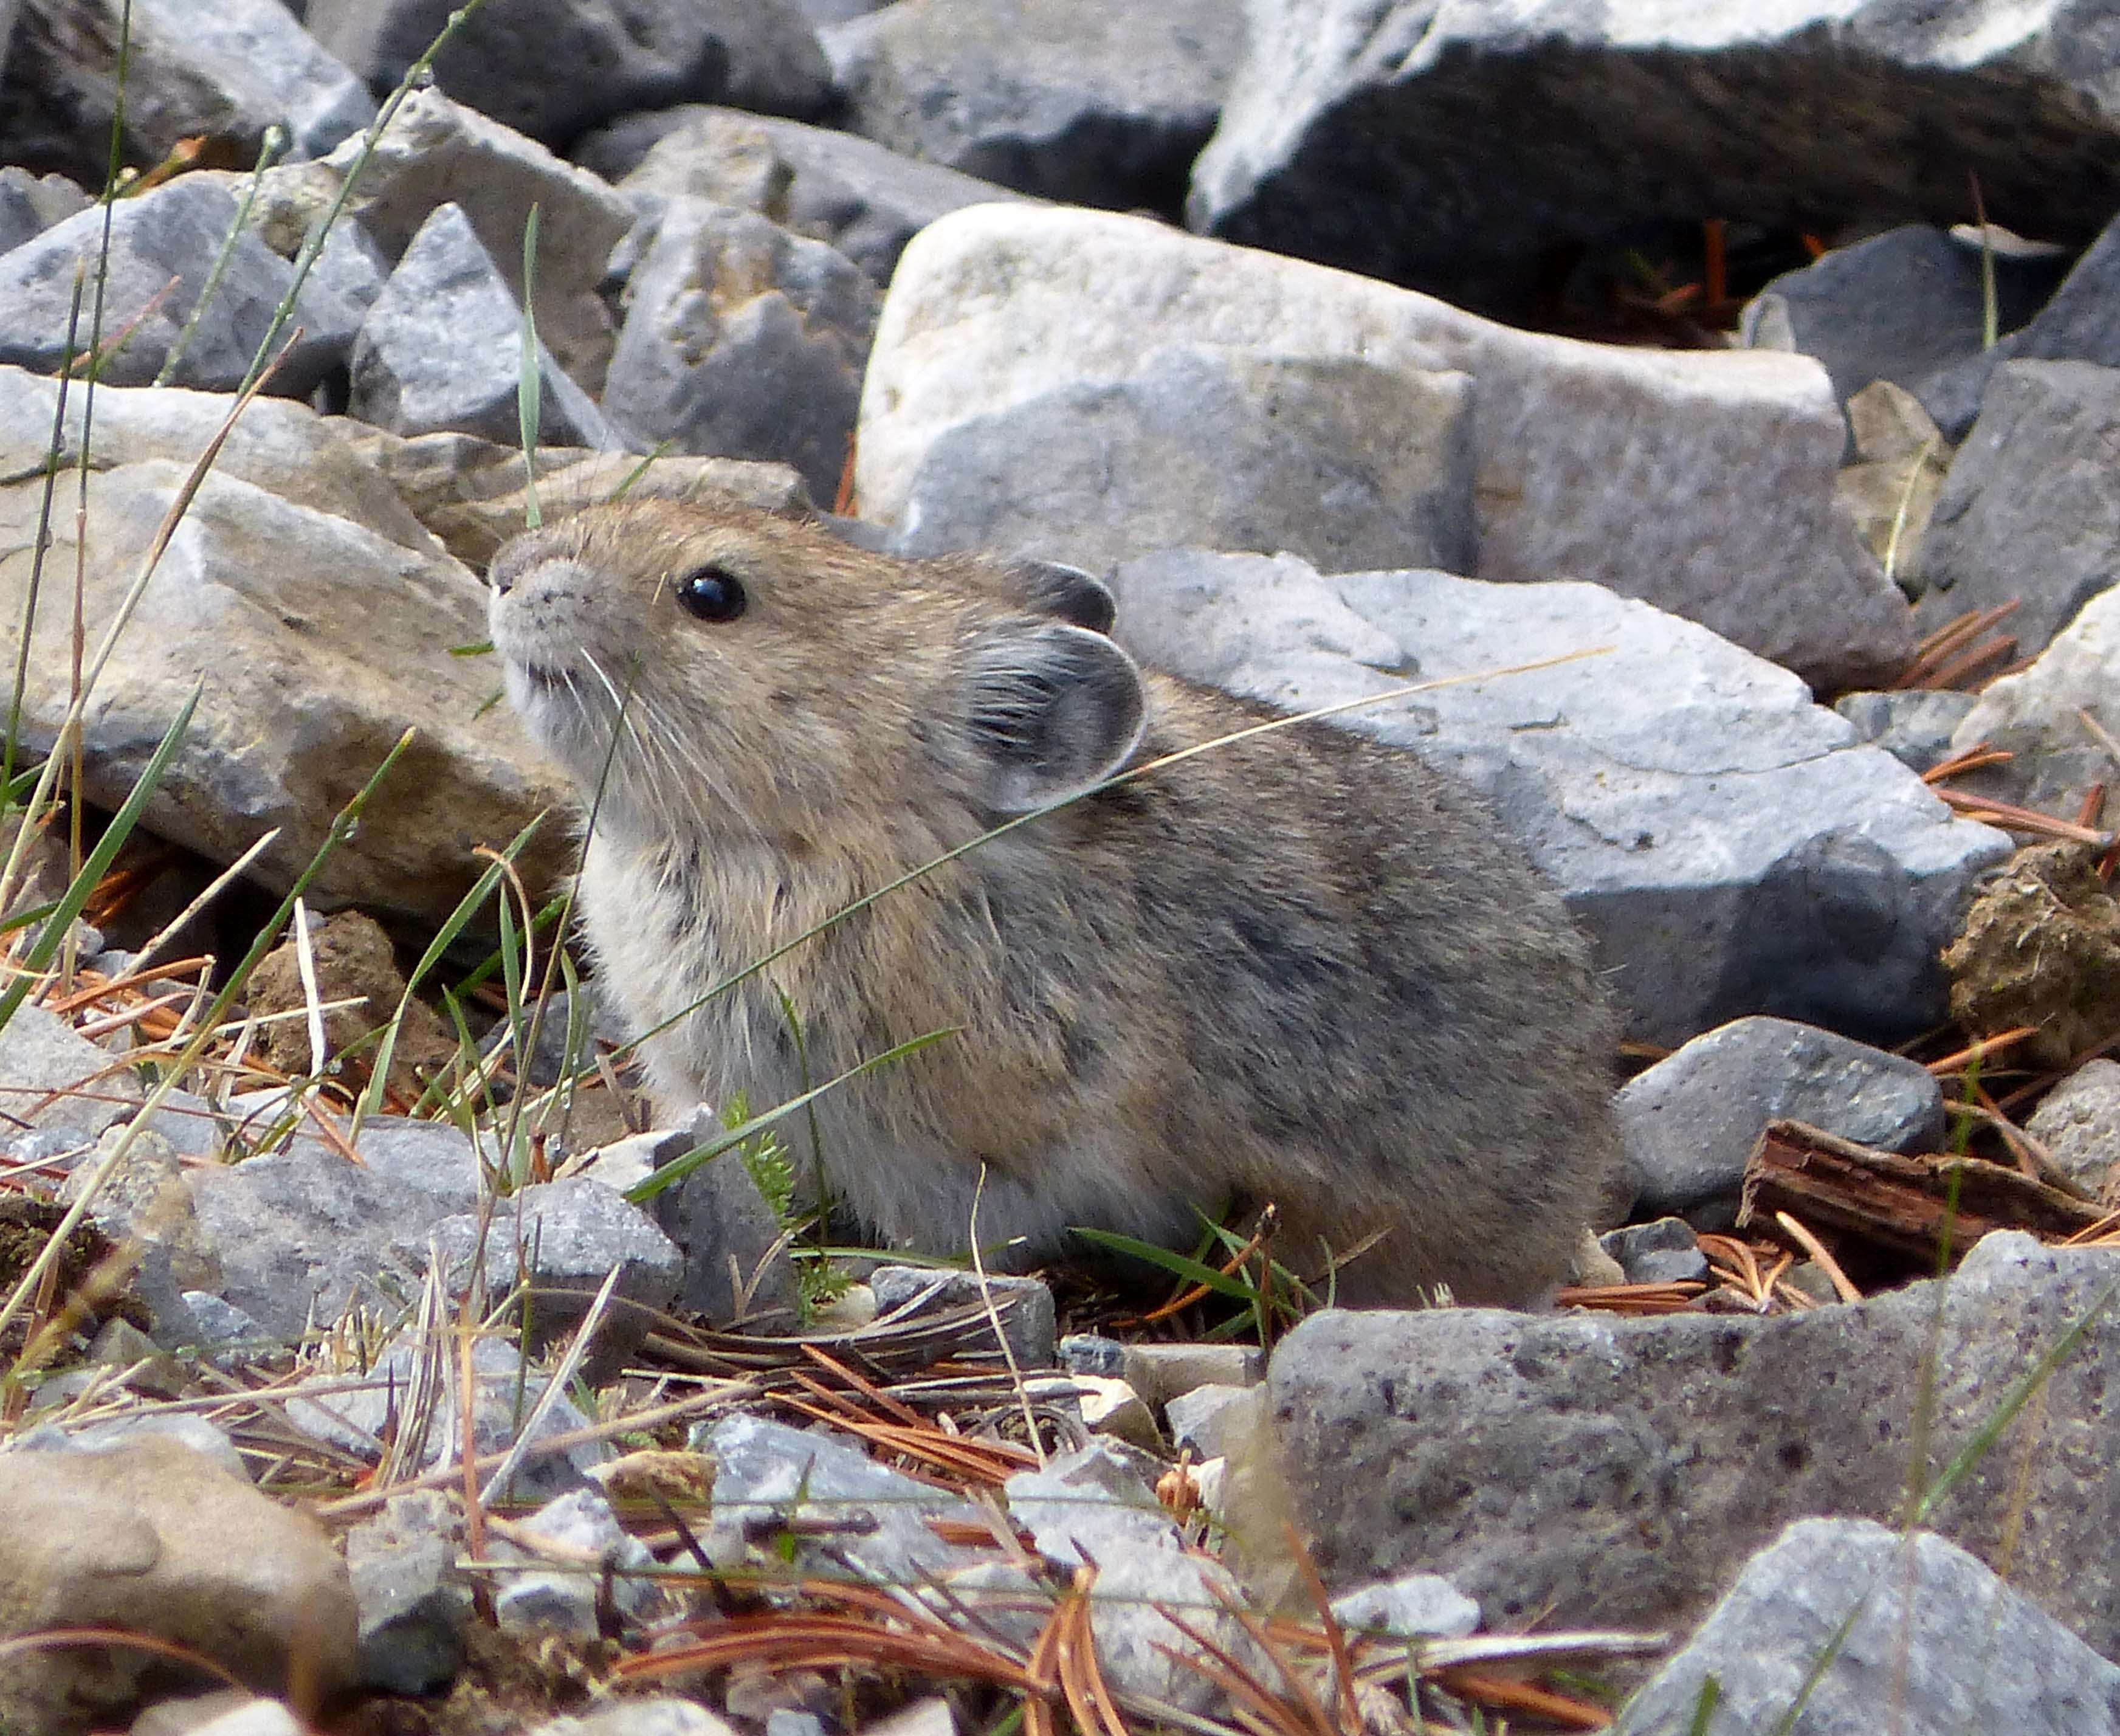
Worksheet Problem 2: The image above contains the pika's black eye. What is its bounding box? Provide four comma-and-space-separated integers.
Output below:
673, 564, 746, 622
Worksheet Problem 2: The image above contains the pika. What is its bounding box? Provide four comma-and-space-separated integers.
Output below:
488, 498, 1624, 1306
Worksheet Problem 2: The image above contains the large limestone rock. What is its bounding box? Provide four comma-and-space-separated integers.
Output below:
0, 368, 570, 920
859, 204, 1915, 692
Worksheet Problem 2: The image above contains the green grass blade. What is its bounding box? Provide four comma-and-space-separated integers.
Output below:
624, 1029, 957, 1204
1067, 1225, 1261, 1302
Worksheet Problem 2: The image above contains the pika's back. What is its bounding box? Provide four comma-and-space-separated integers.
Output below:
488, 498, 1624, 1307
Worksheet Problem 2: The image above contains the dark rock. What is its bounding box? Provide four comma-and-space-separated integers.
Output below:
603, 199, 875, 501
1617, 1016, 1946, 1221
427, 1176, 681, 1369
1912, 361, 2120, 659
0, 164, 87, 255
1834, 689, 1978, 775
4, 0, 373, 167
307, 0, 830, 149
1598, 1218, 1707, 1287
645, 1108, 800, 1327
346, 1490, 470, 1695
0, 176, 351, 394
890, 341, 1476, 577
184, 1118, 482, 1338
349, 201, 624, 449
1614, 1518, 2120, 1736
1741, 224, 2063, 416
1267, 1232, 2120, 1659
1192, 1, 2120, 322
588, 102, 1034, 284
821, 0, 1243, 218
870, 1266, 1056, 1368
265, 87, 636, 394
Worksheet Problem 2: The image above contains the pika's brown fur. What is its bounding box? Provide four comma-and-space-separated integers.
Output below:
488, 498, 1623, 1306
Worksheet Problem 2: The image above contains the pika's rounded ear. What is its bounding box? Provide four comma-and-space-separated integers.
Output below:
964, 623, 1147, 813
1005, 559, 1118, 635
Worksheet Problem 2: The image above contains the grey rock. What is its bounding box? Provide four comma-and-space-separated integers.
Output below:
1911, 361, 2120, 660
347, 1489, 470, 1694
2026, 1061, 2120, 1200
892, 341, 1475, 578
428, 1176, 681, 1368
1267, 1231, 2120, 1659
493, 1488, 659, 1639
528, 1702, 740, 1736
864, 205, 1917, 693
349, 201, 622, 450
0, 1007, 218, 1165
1947, 580, 2120, 821
1109, 547, 2009, 1045
1329, 1574, 1480, 1642
870, 1266, 1057, 1369
184, 1117, 483, 1338
1617, 1016, 1947, 1221
7, 0, 372, 165
1834, 380, 1951, 581
1924, 208, 2120, 440
650, 1109, 800, 1327
1598, 1218, 1708, 1287
1006, 1443, 1256, 1710
0, 176, 349, 394
308, 0, 830, 148
603, 199, 876, 501
1835, 689, 1978, 776
821, 0, 1244, 217
180, 1290, 268, 1355
1122, 1342, 1262, 1407
1741, 224, 2062, 418
277, 87, 638, 393
1614, 1518, 2120, 1736
1165, 1384, 1258, 1460
1191, 1, 2120, 322
0, 165, 89, 256
587, 103, 1034, 284
700, 1412, 974, 1587
766, 1713, 826, 1736
0, 368, 571, 922
290, 1333, 606, 1502
60, 1127, 221, 1288
0, 1003, 161, 1149
1058, 1333, 1126, 1377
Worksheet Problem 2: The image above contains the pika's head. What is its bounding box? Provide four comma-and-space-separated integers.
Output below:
487, 498, 1148, 848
